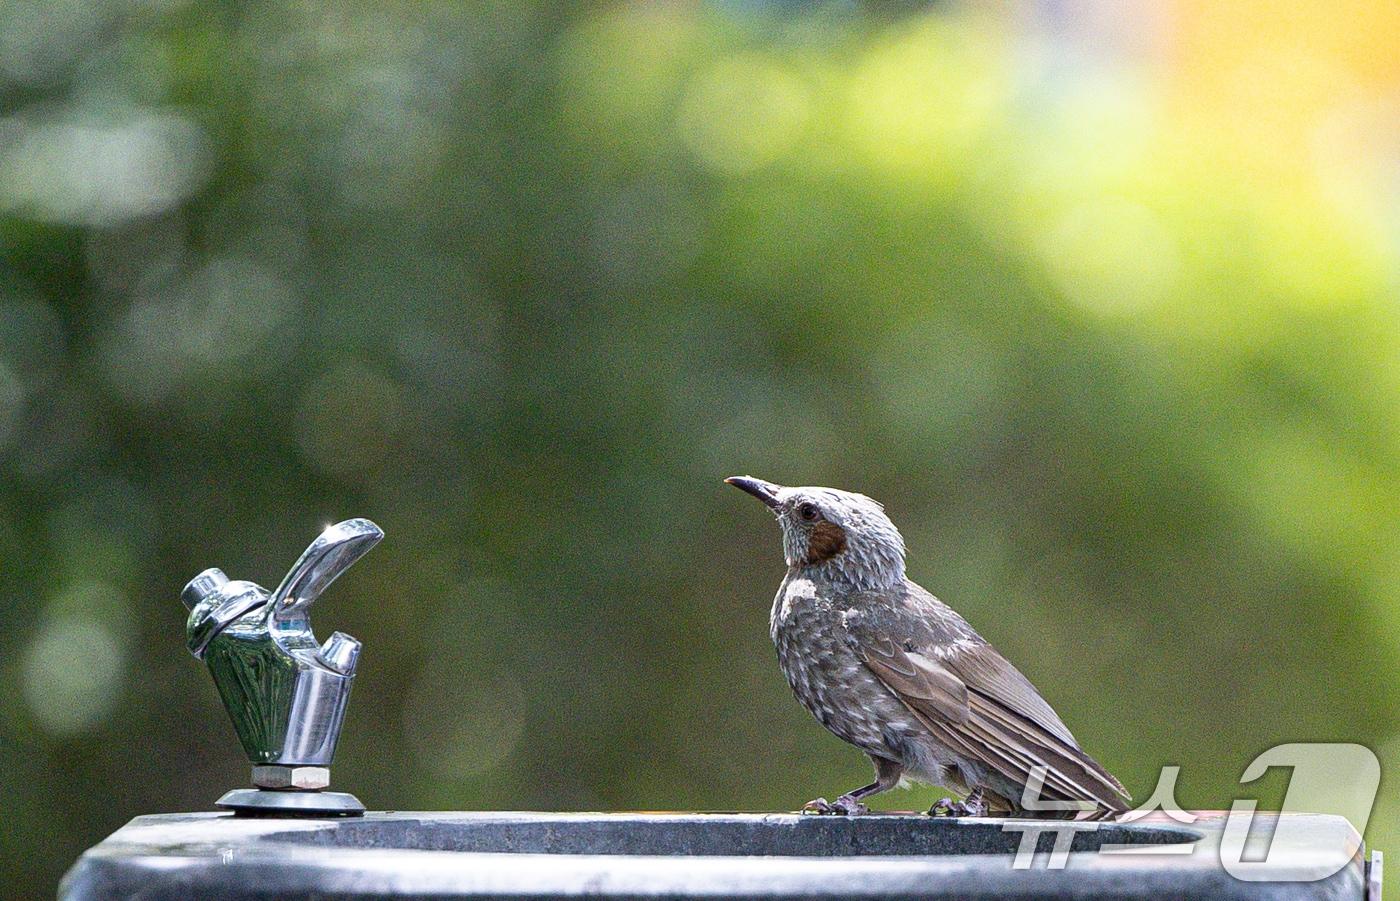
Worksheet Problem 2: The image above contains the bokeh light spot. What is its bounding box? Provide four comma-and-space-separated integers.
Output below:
21, 614, 127, 737
1039, 197, 1180, 316
845, 16, 1006, 175
100, 256, 300, 405
0, 0, 108, 85
0, 112, 209, 226
677, 54, 810, 174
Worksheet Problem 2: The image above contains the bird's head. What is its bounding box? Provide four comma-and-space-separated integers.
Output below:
725, 476, 906, 590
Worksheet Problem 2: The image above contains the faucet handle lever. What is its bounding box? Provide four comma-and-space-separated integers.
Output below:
263, 518, 384, 621
182, 567, 230, 611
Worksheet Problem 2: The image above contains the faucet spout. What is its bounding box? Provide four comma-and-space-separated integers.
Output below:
319, 631, 361, 675
263, 518, 384, 622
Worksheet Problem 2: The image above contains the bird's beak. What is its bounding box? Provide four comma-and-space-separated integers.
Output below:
725, 475, 782, 509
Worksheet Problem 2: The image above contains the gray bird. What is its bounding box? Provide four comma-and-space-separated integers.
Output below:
726, 476, 1130, 819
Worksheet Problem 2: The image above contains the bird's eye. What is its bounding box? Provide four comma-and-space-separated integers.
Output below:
797, 502, 820, 522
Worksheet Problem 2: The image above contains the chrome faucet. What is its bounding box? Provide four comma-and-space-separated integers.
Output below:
182, 518, 383, 816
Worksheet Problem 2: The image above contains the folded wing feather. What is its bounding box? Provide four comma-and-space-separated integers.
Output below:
860, 635, 1129, 814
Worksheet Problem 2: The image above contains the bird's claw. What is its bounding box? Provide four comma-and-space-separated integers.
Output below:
832, 794, 870, 815
801, 795, 870, 816
928, 797, 987, 818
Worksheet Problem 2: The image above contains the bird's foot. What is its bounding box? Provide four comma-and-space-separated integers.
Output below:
928, 796, 988, 817
801, 795, 870, 816
831, 794, 871, 816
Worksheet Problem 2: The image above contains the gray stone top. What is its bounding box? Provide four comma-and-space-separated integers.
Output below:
60, 810, 1369, 900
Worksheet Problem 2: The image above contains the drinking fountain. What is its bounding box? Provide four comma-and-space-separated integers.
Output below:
180, 518, 383, 816
57, 517, 1383, 900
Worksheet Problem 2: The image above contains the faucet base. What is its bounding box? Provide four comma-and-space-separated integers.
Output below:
216, 788, 365, 818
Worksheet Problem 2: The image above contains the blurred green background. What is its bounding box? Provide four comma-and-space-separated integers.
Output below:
4, 0, 1400, 894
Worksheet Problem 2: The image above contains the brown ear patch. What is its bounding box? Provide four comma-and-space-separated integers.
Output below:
805, 520, 848, 564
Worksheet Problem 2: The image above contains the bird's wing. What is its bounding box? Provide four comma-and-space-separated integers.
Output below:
944, 640, 1077, 747
850, 607, 1129, 812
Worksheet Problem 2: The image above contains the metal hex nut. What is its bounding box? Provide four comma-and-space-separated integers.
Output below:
251, 765, 330, 790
